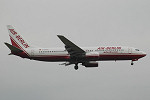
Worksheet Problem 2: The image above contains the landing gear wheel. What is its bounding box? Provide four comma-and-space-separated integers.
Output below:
74, 64, 78, 70
131, 61, 134, 65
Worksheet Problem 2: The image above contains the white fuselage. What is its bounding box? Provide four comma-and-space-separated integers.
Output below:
25, 46, 146, 62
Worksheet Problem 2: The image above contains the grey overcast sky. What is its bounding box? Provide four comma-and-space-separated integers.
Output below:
0, 0, 150, 100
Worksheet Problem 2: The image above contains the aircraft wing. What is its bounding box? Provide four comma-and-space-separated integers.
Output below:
57, 35, 85, 56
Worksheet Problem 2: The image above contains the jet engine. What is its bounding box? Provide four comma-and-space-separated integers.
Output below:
82, 61, 98, 67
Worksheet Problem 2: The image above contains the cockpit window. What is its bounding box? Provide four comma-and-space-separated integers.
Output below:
135, 49, 140, 51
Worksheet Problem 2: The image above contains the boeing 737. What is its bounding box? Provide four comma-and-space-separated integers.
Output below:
5, 25, 146, 70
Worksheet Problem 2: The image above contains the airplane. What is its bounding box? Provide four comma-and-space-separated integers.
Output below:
4, 25, 146, 70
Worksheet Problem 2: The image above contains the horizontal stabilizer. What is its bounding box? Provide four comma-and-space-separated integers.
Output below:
4, 42, 23, 53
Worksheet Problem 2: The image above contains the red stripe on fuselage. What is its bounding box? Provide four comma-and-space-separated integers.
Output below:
31, 55, 70, 62
29, 54, 145, 62
10, 36, 21, 49
99, 54, 146, 60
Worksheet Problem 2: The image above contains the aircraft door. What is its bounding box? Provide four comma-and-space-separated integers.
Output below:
31, 50, 34, 56
128, 48, 132, 54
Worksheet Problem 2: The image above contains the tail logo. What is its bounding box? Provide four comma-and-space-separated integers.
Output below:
9, 29, 30, 48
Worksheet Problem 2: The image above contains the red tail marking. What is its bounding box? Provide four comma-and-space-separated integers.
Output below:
9, 29, 17, 35
10, 36, 21, 49
9, 29, 30, 48
10, 35, 30, 57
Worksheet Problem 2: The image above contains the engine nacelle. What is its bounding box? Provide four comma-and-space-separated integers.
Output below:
85, 52, 99, 60
83, 61, 98, 67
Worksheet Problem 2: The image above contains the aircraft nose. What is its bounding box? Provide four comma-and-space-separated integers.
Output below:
142, 52, 147, 57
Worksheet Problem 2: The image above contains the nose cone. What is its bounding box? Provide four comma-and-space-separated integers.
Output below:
142, 52, 147, 57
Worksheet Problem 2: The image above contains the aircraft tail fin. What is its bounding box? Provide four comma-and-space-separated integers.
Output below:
7, 25, 31, 50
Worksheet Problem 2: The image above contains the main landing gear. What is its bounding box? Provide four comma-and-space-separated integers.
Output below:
74, 63, 78, 70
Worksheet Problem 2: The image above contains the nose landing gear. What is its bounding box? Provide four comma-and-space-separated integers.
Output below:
131, 59, 138, 65
131, 60, 134, 65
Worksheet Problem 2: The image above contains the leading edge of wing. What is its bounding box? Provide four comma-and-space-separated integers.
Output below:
57, 35, 85, 54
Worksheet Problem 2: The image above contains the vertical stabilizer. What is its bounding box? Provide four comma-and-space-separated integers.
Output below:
7, 25, 31, 50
